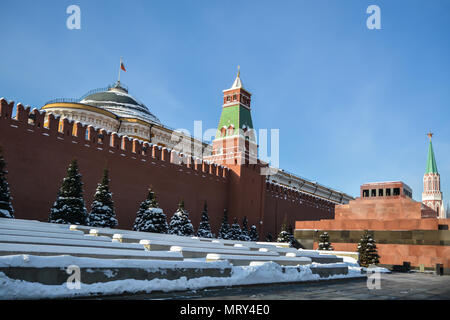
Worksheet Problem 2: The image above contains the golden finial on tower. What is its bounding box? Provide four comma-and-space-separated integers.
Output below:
427, 132, 433, 140
230, 65, 244, 89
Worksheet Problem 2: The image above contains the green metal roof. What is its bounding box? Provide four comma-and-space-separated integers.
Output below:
425, 141, 438, 174
216, 104, 255, 141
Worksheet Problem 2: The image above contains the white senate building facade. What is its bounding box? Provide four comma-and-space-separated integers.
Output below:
41, 81, 212, 156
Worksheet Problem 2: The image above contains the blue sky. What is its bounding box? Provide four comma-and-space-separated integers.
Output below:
0, 0, 449, 206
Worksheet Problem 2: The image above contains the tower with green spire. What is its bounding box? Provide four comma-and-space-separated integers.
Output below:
207, 67, 257, 165
204, 68, 266, 237
425, 136, 438, 174
422, 133, 445, 218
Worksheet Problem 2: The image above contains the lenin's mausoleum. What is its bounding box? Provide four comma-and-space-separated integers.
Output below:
296, 143, 449, 273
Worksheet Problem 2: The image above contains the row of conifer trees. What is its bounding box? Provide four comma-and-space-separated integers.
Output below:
0, 150, 338, 245
47, 159, 260, 240
0, 149, 264, 242
317, 231, 380, 267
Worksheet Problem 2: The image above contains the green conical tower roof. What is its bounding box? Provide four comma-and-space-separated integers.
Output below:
425, 134, 438, 174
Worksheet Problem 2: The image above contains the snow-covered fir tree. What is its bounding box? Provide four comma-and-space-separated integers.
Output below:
48, 159, 87, 225
168, 199, 195, 236
218, 208, 232, 239
277, 223, 302, 248
318, 232, 334, 251
0, 147, 14, 219
239, 216, 251, 241
357, 230, 380, 267
196, 201, 214, 238
230, 217, 243, 240
87, 169, 118, 228
249, 225, 259, 241
277, 223, 291, 243
133, 188, 168, 233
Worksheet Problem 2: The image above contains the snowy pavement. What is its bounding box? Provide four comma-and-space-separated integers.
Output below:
164, 273, 450, 300
0, 254, 368, 299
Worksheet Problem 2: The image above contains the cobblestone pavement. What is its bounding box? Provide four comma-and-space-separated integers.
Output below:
122, 272, 450, 300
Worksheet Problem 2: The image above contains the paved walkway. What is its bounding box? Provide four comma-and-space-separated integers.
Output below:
122, 272, 450, 300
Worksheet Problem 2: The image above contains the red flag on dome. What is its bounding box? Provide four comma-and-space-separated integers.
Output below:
120, 61, 126, 72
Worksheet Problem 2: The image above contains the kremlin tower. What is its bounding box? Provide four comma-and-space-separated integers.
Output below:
204, 68, 266, 232
422, 133, 445, 218
207, 66, 258, 166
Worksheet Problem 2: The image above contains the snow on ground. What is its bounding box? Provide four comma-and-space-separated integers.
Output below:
340, 256, 390, 274
362, 266, 392, 274
0, 254, 229, 269
0, 254, 365, 299
342, 256, 360, 267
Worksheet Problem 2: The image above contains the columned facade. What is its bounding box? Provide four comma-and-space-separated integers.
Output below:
41, 82, 212, 156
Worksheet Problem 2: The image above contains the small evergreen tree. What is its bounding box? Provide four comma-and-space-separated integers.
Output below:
277, 223, 291, 243
197, 201, 214, 238
265, 233, 273, 242
218, 208, 232, 239
0, 147, 14, 219
249, 225, 259, 241
87, 169, 118, 228
49, 159, 87, 225
239, 216, 251, 241
277, 223, 302, 249
133, 188, 168, 233
318, 232, 334, 251
168, 199, 195, 236
230, 217, 243, 240
357, 230, 380, 267
133, 188, 155, 231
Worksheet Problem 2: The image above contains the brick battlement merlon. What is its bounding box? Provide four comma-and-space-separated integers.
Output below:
0, 98, 228, 179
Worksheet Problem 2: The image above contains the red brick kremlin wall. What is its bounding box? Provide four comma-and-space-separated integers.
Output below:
0, 99, 335, 237
264, 183, 335, 238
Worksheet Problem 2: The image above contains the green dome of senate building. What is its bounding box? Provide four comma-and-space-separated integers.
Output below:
79, 82, 161, 124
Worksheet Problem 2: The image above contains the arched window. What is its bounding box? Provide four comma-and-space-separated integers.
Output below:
227, 125, 234, 136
